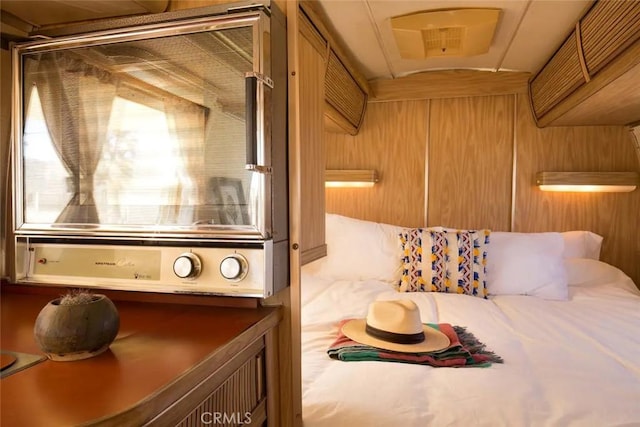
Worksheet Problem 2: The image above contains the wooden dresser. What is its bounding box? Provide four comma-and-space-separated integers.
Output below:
0, 287, 281, 427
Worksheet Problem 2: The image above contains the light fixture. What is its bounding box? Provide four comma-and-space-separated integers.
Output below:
536, 172, 640, 193
325, 170, 378, 188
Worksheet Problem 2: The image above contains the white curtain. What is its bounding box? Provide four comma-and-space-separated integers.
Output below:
31, 52, 117, 224
163, 100, 207, 224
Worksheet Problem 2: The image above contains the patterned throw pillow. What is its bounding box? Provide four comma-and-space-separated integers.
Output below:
399, 228, 490, 298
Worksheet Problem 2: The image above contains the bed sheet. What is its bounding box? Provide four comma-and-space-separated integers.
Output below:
301, 274, 640, 427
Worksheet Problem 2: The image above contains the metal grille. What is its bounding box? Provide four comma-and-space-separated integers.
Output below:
422, 27, 464, 52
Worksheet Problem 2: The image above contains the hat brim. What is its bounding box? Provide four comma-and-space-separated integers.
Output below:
341, 319, 450, 353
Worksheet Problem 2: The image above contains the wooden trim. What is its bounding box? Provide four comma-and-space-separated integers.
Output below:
423, 100, 431, 226
264, 328, 280, 427
536, 171, 640, 186
510, 94, 518, 231
301, 244, 327, 265
575, 22, 591, 83
325, 169, 378, 183
283, 2, 303, 425
0, 283, 259, 308
298, 12, 326, 57
245, 399, 267, 427
536, 39, 640, 127
370, 70, 530, 102
298, 1, 370, 95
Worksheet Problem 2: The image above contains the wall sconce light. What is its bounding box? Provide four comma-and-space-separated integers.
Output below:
536, 172, 640, 192
325, 169, 379, 188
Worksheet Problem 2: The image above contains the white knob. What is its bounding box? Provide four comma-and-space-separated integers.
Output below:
173, 253, 202, 279
220, 255, 248, 281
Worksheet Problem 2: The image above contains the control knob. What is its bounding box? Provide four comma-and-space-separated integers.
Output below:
173, 253, 202, 279
220, 254, 248, 281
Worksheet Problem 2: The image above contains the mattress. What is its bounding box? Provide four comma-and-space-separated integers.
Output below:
301, 271, 640, 426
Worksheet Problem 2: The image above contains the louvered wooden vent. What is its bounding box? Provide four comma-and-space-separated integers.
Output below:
325, 50, 367, 134
299, 4, 369, 135
580, 0, 640, 75
176, 354, 264, 427
530, 31, 584, 118
529, 0, 640, 125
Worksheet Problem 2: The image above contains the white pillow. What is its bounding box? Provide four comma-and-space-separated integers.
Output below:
301, 214, 404, 282
486, 232, 568, 300
564, 258, 628, 286
562, 231, 603, 259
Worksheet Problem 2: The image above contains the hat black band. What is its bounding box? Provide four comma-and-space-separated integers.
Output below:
365, 323, 425, 345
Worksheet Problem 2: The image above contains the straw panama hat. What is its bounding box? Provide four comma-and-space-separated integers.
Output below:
341, 300, 450, 353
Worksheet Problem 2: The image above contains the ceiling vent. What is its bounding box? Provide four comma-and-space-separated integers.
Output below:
391, 8, 501, 59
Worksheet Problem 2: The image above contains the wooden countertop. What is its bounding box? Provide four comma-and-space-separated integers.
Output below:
0, 287, 280, 427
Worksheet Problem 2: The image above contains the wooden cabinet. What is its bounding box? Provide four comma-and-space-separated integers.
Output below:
294, 3, 370, 265
298, 12, 328, 265
149, 331, 273, 427
299, 1, 369, 136
324, 48, 368, 135
0, 289, 281, 427
529, 0, 640, 127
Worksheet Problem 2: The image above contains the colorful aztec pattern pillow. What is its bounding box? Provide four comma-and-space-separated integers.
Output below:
399, 229, 490, 298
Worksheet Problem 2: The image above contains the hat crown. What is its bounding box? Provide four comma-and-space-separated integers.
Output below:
366, 300, 423, 335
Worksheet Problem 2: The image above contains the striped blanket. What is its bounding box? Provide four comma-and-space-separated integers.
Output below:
328, 320, 503, 367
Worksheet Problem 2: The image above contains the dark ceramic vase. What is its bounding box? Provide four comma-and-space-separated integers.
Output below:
34, 294, 120, 361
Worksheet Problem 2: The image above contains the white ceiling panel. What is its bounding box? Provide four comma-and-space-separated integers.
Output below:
500, 0, 592, 72
317, 0, 596, 80
318, 0, 393, 79
0, 0, 595, 82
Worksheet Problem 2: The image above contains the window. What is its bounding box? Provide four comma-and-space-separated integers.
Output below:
93, 96, 187, 225
23, 86, 69, 223
23, 89, 189, 225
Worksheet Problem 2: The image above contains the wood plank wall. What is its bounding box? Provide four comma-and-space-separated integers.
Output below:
326, 73, 640, 286
325, 101, 428, 227
428, 96, 514, 231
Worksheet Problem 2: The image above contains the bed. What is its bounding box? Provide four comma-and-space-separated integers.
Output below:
301, 214, 640, 427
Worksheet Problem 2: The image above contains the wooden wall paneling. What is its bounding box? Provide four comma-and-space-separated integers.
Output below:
325, 101, 428, 228
298, 16, 327, 264
514, 94, 640, 286
427, 95, 515, 231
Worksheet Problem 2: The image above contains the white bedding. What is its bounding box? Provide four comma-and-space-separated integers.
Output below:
301, 272, 640, 426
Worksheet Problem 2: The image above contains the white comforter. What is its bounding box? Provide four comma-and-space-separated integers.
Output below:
301, 275, 640, 427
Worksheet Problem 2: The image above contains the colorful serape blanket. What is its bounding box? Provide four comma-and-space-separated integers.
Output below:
327, 320, 503, 367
